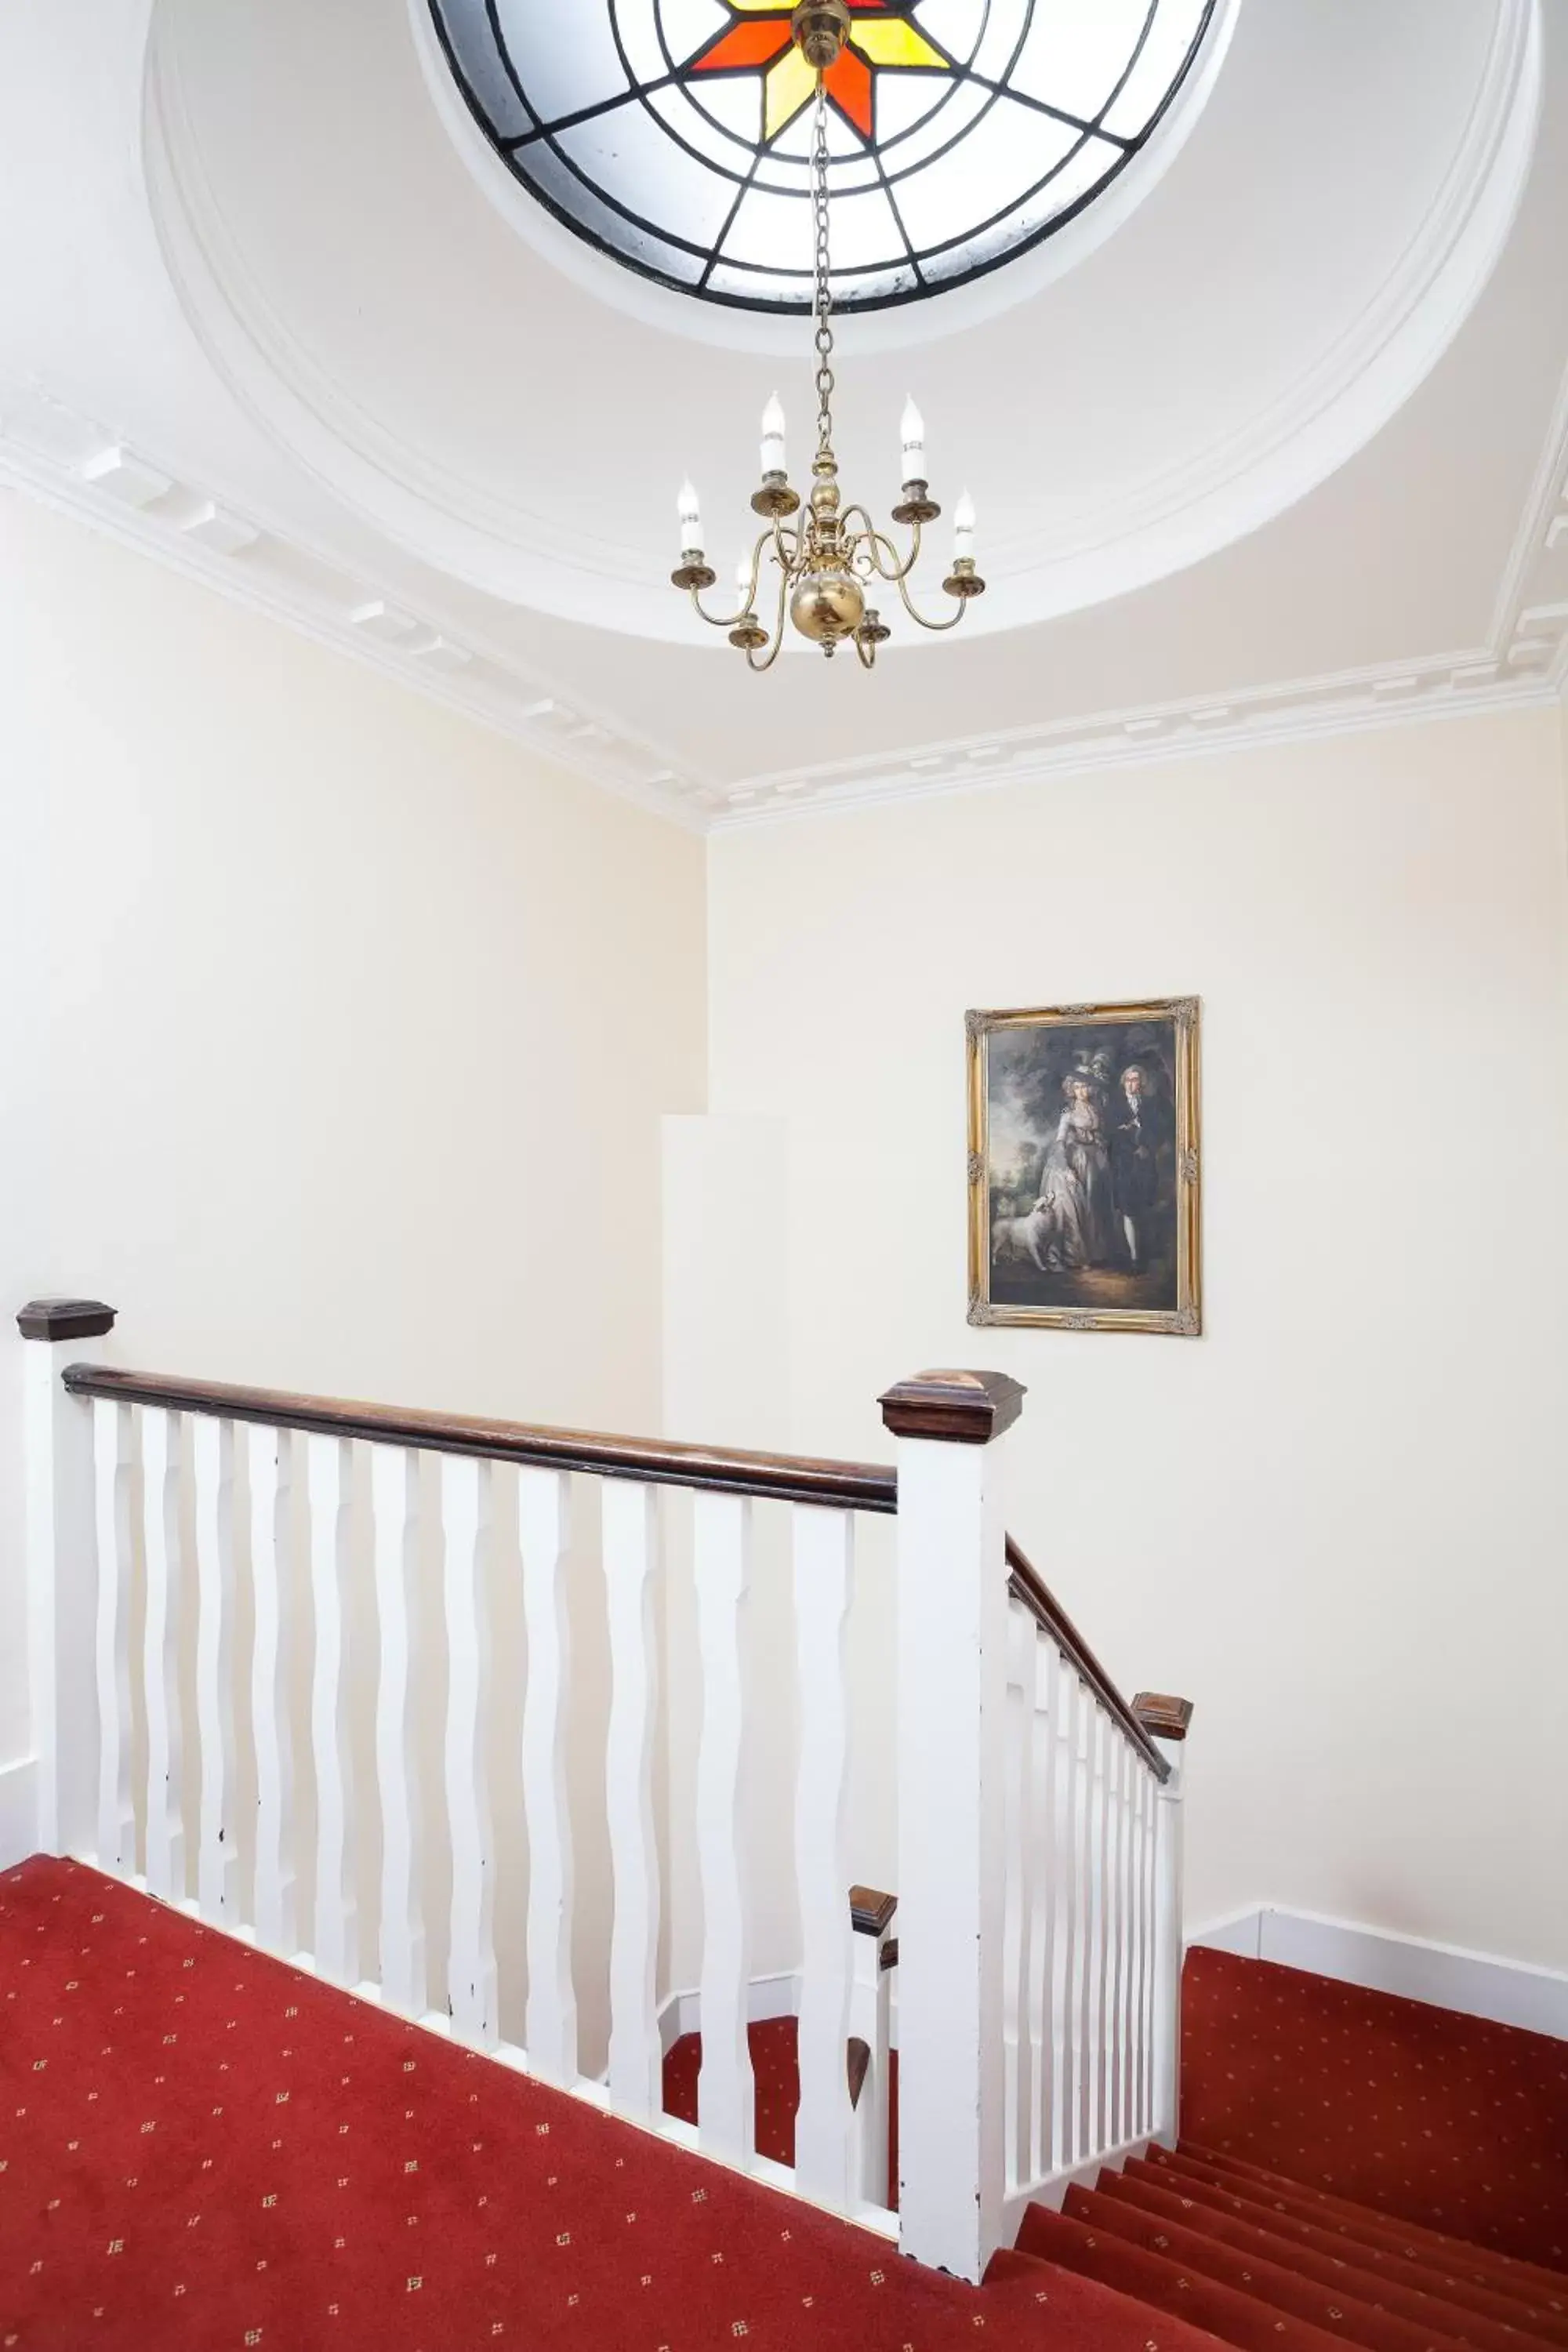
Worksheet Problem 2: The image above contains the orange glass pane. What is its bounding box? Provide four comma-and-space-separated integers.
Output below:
693, 20, 793, 72
824, 45, 873, 137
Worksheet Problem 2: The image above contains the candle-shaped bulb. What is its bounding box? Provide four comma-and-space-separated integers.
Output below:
736, 550, 754, 608
953, 489, 976, 563
760, 394, 786, 479
677, 478, 702, 553
900, 397, 925, 482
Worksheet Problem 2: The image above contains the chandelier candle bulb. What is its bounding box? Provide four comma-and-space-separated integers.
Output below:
760, 394, 786, 480
953, 491, 976, 562
677, 479, 703, 553
900, 397, 925, 485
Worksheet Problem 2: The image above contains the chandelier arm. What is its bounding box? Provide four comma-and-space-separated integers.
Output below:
892, 568, 971, 633
852, 519, 923, 586
746, 559, 793, 673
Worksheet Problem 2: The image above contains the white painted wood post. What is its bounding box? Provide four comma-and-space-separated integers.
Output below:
17, 1299, 117, 1862
93, 1396, 136, 1878
193, 1414, 240, 1923
1134, 1693, 1192, 2150
693, 1489, 755, 2165
307, 1433, 359, 1987
250, 1421, 298, 1955
882, 1367, 1024, 2285
792, 1505, 857, 2212
603, 1479, 663, 2121
141, 1406, 187, 1903
520, 1465, 576, 2082
443, 1452, 499, 2049
371, 1445, 425, 2018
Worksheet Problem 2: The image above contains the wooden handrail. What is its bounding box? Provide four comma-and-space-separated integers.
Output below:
61, 1363, 901, 1514
61, 1363, 1167, 1774
1006, 1537, 1172, 1783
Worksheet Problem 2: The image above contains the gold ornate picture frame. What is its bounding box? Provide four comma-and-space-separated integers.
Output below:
967, 997, 1202, 1336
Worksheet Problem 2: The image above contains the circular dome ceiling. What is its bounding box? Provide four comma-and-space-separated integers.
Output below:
426, 0, 1218, 313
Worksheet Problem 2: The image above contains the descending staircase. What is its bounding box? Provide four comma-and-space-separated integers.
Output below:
993, 2141, 1568, 2352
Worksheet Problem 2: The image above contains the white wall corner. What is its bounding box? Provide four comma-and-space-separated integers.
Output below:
0, 1755, 40, 1869
1189, 1904, 1568, 2041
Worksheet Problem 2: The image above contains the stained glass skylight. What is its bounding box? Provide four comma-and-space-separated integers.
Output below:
427, 1, 1218, 314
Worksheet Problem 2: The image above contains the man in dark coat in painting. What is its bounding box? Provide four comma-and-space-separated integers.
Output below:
1109, 1063, 1171, 1272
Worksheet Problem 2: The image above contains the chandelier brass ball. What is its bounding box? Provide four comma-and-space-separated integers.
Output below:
789, 568, 865, 644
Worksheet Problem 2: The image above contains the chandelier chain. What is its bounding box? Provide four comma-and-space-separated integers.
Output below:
811, 81, 834, 457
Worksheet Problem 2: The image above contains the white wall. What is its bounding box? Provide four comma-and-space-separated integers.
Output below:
0, 492, 707, 1987
701, 705, 1568, 1977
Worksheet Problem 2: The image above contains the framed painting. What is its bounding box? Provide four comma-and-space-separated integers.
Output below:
967, 997, 1202, 1335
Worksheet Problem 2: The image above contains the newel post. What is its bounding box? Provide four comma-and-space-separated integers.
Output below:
1134, 1692, 1193, 2148
882, 1367, 1025, 2284
16, 1298, 117, 1860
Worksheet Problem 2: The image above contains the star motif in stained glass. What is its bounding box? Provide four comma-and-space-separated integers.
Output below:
684, 2, 953, 144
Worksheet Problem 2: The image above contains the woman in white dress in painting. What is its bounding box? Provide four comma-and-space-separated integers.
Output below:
1034, 1073, 1118, 1269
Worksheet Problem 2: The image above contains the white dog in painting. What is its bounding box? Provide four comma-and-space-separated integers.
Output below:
992, 1198, 1054, 1271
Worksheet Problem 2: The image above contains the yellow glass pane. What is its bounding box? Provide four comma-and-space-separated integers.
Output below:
764, 47, 817, 137
848, 20, 948, 69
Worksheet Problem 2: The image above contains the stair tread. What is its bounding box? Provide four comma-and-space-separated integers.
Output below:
1131, 2158, 1568, 2345
1065, 2180, 1494, 2352
1017, 2201, 1399, 2352
1099, 2168, 1557, 2352
1177, 2147, 1568, 2307
985, 2245, 1236, 2352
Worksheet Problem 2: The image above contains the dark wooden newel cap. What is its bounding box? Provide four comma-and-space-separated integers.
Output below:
1134, 1692, 1194, 1742
16, 1298, 117, 1342
877, 1369, 1025, 1445
849, 1885, 898, 1937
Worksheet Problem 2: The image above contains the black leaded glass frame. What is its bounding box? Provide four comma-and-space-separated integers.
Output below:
426, 1, 1221, 315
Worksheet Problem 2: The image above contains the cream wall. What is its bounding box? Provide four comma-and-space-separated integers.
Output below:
0, 492, 707, 1968
702, 704, 1568, 1976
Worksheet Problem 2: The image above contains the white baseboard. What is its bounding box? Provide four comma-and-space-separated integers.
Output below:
657, 1969, 802, 2055
0, 1755, 38, 1868
1189, 1904, 1568, 2041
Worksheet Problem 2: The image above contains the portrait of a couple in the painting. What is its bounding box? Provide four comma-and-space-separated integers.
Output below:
967, 1000, 1203, 1337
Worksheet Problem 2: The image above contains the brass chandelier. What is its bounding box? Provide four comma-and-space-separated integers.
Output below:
670, 0, 986, 671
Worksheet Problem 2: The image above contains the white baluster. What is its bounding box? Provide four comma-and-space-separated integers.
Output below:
1120, 1745, 1140, 2143
792, 1504, 856, 2211
93, 1398, 136, 1878
1105, 1729, 1126, 2147
1074, 1683, 1095, 2165
604, 1479, 662, 2120
308, 1433, 358, 1987
1091, 1708, 1113, 2151
1053, 1668, 1080, 2173
849, 1898, 895, 2207
1002, 1598, 1034, 2192
193, 1416, 239, 1922
1027, 1638, 1058, 2185
250, 1422, 297, 1954
444, 1452, 498, 2049
520, 1465, 575, 2082
693, 1489, 754, 2165
372, 1444, 425, 2017
142, 1407, 185, 1900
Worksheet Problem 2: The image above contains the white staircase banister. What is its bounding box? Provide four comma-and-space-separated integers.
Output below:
880, 1367, 1025, 2285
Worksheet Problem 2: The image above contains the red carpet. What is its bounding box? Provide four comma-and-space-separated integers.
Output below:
0, 1856, 1218, 2352
1181, 1947, 1568, 2272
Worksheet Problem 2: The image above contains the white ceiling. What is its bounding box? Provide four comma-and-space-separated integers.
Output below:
1, 0, 1565, 829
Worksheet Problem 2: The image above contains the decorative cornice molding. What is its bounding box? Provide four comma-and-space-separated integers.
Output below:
0, 383, 716, 834
716, 345, 1568, 829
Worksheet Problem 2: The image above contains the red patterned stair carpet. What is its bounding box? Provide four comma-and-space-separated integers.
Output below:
5, 1860, 1566, 2352
0, 1856, 1216, 2352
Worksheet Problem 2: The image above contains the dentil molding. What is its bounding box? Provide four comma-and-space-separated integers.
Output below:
2, 365, 1565, 838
